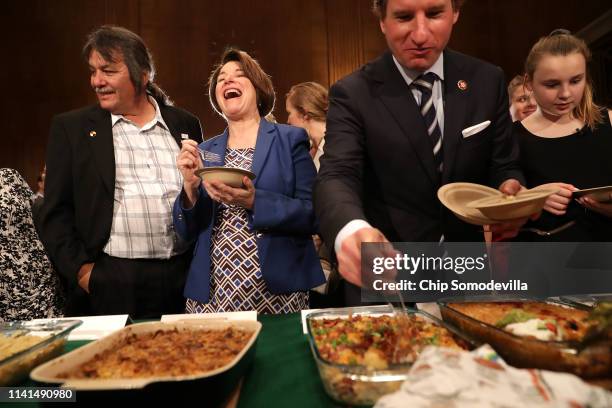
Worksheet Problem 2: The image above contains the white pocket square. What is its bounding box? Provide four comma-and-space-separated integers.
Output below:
461, 120, 491, 138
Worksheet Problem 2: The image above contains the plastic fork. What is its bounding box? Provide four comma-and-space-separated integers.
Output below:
198, 148, 222, 164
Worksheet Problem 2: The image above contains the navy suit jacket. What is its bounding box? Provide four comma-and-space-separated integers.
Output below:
315, 49, 525, 245
173, 119, 325, 303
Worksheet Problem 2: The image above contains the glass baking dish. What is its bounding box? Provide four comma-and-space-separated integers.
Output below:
0, 319, 81, 385
305, 305, 476, 406
560, 294, 612, 309
438, 300, 611, 378
30, 319, 261, 406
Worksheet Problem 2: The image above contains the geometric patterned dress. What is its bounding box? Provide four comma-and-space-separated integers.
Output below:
185, 147, 308, 314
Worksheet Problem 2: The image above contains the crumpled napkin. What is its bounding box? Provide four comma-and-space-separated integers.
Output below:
375, 345, 612, 408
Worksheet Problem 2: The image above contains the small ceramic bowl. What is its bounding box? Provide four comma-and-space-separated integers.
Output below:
195, 167, 255, 188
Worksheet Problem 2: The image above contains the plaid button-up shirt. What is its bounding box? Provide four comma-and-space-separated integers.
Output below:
104, 98, 188, 259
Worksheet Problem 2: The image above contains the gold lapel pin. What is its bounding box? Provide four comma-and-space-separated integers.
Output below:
89, 131, 97, 138
457, 80, 468, 91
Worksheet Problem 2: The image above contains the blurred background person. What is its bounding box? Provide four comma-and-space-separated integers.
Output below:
515, 29, 612, 241
33, 165, 45, 201
286, 81, 328, 170
31, 164, 46, 231
174, 48, 324, 314
1, 168, 64, 321
285, 81, 341, 307
508, 74, 537, 122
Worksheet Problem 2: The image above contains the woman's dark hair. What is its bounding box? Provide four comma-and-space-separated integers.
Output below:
83, 25, 172, 106
208, 47, 275, 118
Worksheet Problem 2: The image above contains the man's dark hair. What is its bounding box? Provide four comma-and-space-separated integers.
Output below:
373, 0, 465, 19
83, 25, 172, 106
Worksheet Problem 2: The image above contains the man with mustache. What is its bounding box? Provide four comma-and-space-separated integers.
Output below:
39, 26, 203, 317
314, 0, 526, 304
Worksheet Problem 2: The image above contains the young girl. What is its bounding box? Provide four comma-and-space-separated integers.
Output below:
515, 29, 612, 241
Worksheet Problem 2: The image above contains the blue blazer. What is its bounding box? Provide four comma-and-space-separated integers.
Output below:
173, 119, 325, 303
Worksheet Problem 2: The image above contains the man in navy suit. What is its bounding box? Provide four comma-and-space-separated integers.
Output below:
40, 26, 203, 317
314, 0, 525, 301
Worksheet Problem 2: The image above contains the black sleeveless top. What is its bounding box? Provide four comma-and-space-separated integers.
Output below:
515, 110, 612, 241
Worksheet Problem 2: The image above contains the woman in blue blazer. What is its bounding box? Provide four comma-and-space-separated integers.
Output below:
173, 48, 324, 314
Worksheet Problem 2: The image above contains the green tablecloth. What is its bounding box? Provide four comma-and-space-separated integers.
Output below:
13, 313, 342, 408
239, 313, 338, 408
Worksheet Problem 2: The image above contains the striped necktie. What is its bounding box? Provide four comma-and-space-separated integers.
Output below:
413, 72, 443, 173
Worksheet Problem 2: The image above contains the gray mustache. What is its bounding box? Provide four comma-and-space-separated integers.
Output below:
94, 87, 113, 93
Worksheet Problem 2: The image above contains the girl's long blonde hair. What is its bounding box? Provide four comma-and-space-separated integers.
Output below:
524, 29, 602, 129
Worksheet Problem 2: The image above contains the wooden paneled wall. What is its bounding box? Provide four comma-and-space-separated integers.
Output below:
1, 0, 609, 188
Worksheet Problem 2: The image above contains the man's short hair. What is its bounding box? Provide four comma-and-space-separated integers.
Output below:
373, 0, 465, 19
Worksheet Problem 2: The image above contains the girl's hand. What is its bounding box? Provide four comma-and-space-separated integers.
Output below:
536, 182, 576, 215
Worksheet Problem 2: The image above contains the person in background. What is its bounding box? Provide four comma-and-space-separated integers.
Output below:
514, 29, 612, 241
314, 0, 526, 304
508, 74, 537, 122
285, 81, 341, 306
174, 48, 324, 314
1, 168, 64, 321
286, 82, 329, 170
34, 166, 45, 201
39, 26, 203, 317
31, 165, 46, 229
